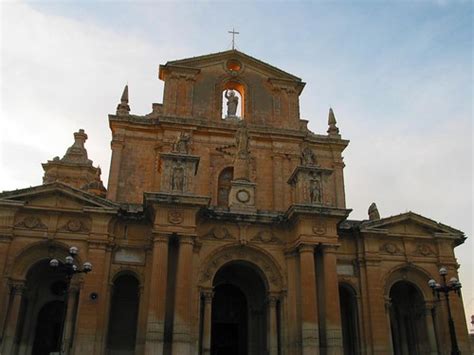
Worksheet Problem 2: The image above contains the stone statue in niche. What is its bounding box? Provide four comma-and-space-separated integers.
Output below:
225, 89, 239, 117
174, 132, 191, 154
301, 147, 316, 166
309, 176, 321, 204
171, 162, 185, 192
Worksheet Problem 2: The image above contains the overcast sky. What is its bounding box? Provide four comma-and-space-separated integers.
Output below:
1, 1, 472, 330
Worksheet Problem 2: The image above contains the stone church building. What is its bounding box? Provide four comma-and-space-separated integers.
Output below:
0, 50, 471, 355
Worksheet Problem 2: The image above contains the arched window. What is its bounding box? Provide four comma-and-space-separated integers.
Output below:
222, 81, 245, 119
217, 167, 234, 207
107, 274, 140, 355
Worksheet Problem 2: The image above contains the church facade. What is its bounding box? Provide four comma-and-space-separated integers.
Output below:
0, 50, 471, 355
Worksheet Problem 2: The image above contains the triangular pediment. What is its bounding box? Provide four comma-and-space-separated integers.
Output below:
0, 182, 119, 211
360, 211, 463, 238
162, 49, 302, 82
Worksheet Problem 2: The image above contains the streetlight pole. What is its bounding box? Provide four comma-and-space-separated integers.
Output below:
428, 266, 462, 355
50, 246, 92, 355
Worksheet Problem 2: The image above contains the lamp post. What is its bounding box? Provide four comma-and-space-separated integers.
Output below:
428, 266, 462, 355
50, 246, 92, 355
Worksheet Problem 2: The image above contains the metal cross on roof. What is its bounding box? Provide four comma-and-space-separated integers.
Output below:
228, 28, 240, 50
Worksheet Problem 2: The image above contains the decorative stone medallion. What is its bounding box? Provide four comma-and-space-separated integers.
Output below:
67, 219, 82, 232
312, 219, 327, 236
168, 210, 183, 224
236, 189, 250, 203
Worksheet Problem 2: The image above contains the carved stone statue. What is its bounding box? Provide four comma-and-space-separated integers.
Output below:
235, 124, 249, 157
171, 164, 185, 192
301, 147, 316, 166
309, 178, 321, 204
368, 202, 381, 220
174, 132, 191, 154
225, 89, 239, 117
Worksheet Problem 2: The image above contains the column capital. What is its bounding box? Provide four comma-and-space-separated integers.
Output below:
179, 235, 195, 246
266, 293, 279, 307
298, 243, 316, 253
321, 244, 340, 254
384, 296, 392, 311
8, 279, 26, 295
152, 233, 169, 244
202, 289, 214, 303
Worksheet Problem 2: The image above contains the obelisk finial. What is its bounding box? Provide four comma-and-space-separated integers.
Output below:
327, 107, 340, 137
116, 85, 130, 116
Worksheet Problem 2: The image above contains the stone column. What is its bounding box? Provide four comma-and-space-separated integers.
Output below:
2, 280, 25, 355
424, 302, 438, 355
172, 236, 194, 355
145, 234, 169, 355
201, 289, 213, 355
298, 244, 320, 355
63, 284, 80, 355
385, 296, 395, 355
321, 245, 343, 354
267, 294, 279, 355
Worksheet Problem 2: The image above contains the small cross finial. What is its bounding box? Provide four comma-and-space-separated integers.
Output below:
228, 27, 239, 50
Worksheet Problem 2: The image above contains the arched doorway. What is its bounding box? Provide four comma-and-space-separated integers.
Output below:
106, 274, 140, 355
15, 259, 68, 355
211, 262, 267, 355
339, 284, 359, 355
389, 281, 430, 355
217, 167, 233, 207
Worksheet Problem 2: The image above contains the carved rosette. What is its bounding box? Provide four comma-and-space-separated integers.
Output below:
414, 243, 436, 257
250, 230, 281, 244
59, 219, 90, 233
202, 226, 234, 241
15, 216, 47, 230
379, 242, 403, 255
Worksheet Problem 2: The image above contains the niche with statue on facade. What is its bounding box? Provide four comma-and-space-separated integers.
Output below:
159, 132, 200, 194
287, 146, 333, 206
222, 89, 243, 120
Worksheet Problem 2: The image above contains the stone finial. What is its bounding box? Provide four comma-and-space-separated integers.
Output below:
61, 129, 92, 165
327, 107, 340, 137
368, 202, 381, 221
116, 85, 130, 115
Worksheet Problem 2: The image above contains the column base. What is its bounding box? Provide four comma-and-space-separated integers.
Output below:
302, 324, 320, 355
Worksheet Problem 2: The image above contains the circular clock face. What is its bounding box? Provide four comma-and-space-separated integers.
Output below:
236, 189, 250, 203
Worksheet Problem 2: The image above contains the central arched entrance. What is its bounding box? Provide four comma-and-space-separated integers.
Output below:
211, 261, 267, 355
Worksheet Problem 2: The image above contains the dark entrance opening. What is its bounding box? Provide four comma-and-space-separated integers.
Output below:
107, 274, 140, 355
389, 281, 430, 355
339, 284, 359, 355
211, 284, 247, 355
32, 300, 64, 355
211, 262, 267, 355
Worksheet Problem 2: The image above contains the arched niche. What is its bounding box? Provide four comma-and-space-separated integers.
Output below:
217, 167, 234, 207
8, 240, 83, 280
221, 80, 247, 120
198, 244, 284, 293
